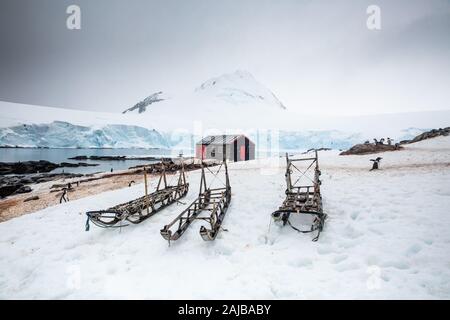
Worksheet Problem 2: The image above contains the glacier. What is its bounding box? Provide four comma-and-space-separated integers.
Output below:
0, 121, 170, 149
0, 122, 427, 152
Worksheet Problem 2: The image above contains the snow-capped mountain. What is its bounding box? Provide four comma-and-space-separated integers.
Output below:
122, 70, 286, 116
120, 70, 292, 130
195, 70, 286, 109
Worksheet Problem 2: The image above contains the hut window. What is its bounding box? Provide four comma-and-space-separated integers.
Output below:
211, 148, 216, 157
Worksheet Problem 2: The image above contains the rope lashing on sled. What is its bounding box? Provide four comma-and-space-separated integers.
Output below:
291, 160, 316, 186
285, 216, 324, 242
205, 163, 226, 189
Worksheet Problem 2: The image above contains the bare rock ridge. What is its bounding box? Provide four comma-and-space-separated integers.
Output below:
400, 127, 449, 144
122, 91, 165, 114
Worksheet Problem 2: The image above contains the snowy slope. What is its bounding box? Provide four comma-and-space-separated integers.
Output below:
0, 101, 140, 128
195, 70, 286, 109
0, 136, 449, 299
119, 70, 292, 131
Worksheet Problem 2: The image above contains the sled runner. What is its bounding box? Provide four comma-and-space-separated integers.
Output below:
160, 160, 231, 243
85, 162, 189, 230
272, 150, 326, 241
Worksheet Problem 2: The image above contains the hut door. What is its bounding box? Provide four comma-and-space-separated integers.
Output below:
240, 145, 245, 161
202, 145, 206, 160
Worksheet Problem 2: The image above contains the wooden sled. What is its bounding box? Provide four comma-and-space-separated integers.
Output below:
85, 163, 189, 230
272, 150, 326, 241
160, 160, 231, 243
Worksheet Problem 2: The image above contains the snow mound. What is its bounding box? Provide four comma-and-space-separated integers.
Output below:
403, 134, 450, 150
196, 70, 287, 109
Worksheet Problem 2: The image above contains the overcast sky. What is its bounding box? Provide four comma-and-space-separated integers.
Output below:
0, 0, 449, 116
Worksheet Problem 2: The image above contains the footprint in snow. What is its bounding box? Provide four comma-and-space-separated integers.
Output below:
288, 257, 313, 268
405, 244, 422, 256
331, 254, 348, 264
350, 211, 360, 220
317, 245, 333, 255
334, 262, 360, 272
382, 260, 410, 270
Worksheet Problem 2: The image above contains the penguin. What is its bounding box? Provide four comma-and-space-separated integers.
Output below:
370, 157, 382, 171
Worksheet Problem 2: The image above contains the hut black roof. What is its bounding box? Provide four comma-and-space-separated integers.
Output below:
198, 135, 249, 146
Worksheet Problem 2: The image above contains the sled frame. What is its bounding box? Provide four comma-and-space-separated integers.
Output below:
85, 163, 189, 230
160, 161, 231, 243
272, 150, 326, 241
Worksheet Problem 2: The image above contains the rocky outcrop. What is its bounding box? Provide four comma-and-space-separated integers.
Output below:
122, 91, 165, 114
68, 155, 172, 161
0, 160, 98, 175
24, 196, 39, 202
0, 172, 83, 198
0, 160, 59, 175
340, 143, 402, 156
400, 127, 450, 144
59, 162, 98, 167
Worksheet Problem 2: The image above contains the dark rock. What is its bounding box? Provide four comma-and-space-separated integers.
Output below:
59, 162, 98, 168
400, 127, 450, 144
24, 196, 39, 202
67, 155, 171, 161
0, 184, 23, 198
14, 185, 32, 194
68, 156, 88, 160
90, 155, 126, 161
340, 143, 402, 156
0, 172, 84, 198
0, 160, 59, 175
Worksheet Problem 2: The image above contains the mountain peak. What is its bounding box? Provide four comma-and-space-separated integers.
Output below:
196, 70, 286, 109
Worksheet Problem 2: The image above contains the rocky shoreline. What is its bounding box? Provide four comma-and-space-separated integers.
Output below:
0, 160, 98, 175
68, 155, 172, 161
0, 160, 98, 198
0, 158, 215, 199
0, 172, 84, 198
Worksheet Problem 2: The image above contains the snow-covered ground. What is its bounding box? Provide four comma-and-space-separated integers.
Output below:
0, 136, 449, 299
